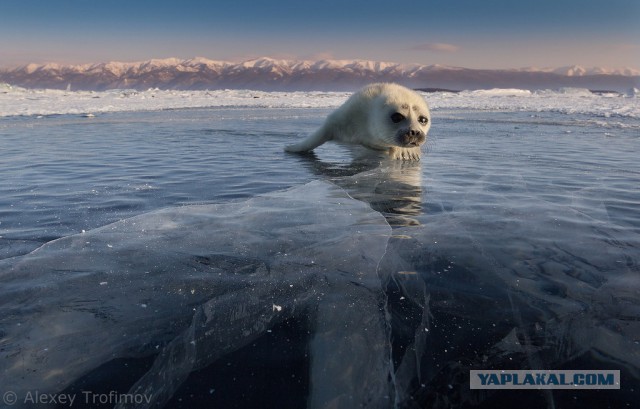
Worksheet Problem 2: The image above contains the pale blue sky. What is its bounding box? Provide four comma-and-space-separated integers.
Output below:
1, 0, 639, 69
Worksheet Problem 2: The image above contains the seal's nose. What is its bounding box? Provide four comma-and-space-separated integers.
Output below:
400, 129, 426, 146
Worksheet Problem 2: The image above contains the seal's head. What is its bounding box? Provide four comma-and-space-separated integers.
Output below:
365, 84, 431, 149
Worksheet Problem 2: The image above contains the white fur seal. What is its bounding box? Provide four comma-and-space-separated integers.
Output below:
285, 83, 431, 160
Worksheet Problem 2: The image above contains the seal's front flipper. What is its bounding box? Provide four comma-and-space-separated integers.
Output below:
285, 126, 332, 153
389, 146, 421, 161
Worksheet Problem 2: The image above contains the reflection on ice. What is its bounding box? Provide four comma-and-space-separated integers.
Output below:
294, 147, 424, 227
0, 181, 392, 408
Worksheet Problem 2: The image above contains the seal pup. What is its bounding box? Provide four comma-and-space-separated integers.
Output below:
285, 83, 431, 160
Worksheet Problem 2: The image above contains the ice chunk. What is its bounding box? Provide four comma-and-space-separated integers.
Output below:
0, 180, 392, 408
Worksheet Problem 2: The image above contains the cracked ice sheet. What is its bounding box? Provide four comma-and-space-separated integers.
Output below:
0, 180, 392, 408
378, 173, 640, 408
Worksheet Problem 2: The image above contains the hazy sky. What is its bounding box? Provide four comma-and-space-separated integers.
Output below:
1, 0, 639, 69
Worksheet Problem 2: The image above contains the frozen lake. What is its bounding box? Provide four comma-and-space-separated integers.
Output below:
1, 90, 639, 408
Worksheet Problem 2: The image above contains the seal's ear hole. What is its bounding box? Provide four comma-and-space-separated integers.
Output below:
391, 113, 405, 123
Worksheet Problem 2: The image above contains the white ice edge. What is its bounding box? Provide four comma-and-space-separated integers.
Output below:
1, 85, 639, 119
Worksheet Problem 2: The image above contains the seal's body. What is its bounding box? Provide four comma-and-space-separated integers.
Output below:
285, 83, 431, 160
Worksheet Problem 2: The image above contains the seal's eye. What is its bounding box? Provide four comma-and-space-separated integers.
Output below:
391, 113, 405, 123
419, 116, 429, 125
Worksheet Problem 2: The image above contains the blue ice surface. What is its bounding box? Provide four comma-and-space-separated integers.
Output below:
0, 105, 639, 408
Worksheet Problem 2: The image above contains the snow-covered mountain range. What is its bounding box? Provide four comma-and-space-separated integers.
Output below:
1, 57, 638, 92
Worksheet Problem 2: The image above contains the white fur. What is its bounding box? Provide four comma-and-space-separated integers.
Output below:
285, 83, 431, 160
